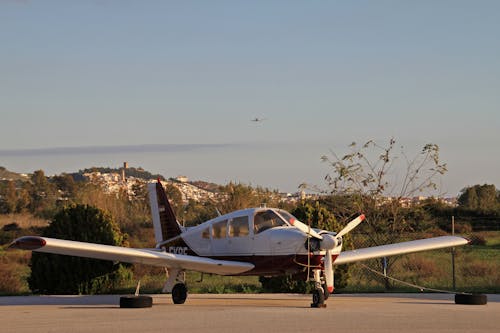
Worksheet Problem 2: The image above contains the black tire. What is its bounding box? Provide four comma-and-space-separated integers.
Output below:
172, 283, 188, 304
455, 294, 487, 305
311, 289, 325, 308
120, 295, 153, 308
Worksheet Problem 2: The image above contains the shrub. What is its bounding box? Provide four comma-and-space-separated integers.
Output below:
460, 261, 496, 277
468, 234, 487, 246
28, 204, 130, 294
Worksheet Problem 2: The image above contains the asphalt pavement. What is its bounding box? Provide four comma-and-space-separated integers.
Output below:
1, 293, 498, 333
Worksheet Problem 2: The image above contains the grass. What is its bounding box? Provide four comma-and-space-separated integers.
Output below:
0, 213, 49, 229
0, 247, 32, 295
186, 274, 261, 294
342, 231, 500, 294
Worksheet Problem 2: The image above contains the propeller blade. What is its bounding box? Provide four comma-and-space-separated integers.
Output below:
324, 249, 334, 293
336, 214, 365, 238
290, 219, 323, 240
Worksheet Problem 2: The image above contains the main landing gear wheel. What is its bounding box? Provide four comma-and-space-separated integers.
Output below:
119, 295, 153, 308
172, 283, 188, 304
311, 288, 326, 308
455, 294, 487, 305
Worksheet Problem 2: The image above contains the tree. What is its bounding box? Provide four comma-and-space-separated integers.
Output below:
218, 182, 280, 214
164, 183, 184, 218
28, 204, 130, 294
74, 182, 130, 225
16, 182, 31, 213
182, 199, 219, 227
28, 170, 58, 217
458, 184, 499, 212
318, 139, 447, 289
51, 173, 77, 200
0, 180, 18, 213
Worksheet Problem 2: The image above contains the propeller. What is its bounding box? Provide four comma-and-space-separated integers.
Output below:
291, 214, 365, 293
289, 218, 324, 240
324, 214, 365, 293
336, 214, 365, 238
322, 214, 365, 294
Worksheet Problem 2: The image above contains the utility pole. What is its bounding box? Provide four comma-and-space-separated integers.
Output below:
451, 215, 456, 290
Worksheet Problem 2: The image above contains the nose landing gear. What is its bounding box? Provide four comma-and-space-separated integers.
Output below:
310, 269, 327, 308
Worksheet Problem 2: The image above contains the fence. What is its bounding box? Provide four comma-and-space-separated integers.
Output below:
341, 229, 500, 293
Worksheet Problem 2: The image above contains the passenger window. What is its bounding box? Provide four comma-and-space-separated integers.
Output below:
212, 220, 227, 239
202, 227, 210, 239
229, 216, 249, 237
254, 210, 286, 234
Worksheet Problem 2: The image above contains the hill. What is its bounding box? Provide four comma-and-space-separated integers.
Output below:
0, 166, 28, 181
73, 167, 165, 181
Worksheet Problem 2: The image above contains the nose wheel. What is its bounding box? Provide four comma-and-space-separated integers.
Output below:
310, 269, 327, 308
311, 287, 326, 308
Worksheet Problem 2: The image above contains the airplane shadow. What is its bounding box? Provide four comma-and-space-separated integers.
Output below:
60, 306, 121, 309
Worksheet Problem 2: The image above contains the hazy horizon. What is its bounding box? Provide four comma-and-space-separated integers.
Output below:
1, 140, 494, 197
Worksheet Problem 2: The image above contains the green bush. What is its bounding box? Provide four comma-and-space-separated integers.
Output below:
28, 204, 131, 294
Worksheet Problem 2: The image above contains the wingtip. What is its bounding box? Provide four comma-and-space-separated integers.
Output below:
9, 236, 46, 250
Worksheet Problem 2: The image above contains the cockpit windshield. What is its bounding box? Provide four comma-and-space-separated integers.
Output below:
253, 210, 288, 234
276, 210, 300, 226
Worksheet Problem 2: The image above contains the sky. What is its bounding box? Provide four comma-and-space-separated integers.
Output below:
0, 0, 499, 195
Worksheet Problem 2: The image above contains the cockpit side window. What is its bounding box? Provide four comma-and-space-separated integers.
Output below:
254, 210, 287, 234
212, 220, 228, 239
228, 216, 249, 237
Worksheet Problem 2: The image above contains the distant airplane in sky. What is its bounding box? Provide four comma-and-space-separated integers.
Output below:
251, 117, 267, 122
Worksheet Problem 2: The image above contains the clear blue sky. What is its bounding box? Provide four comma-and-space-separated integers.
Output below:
1, 0, 499, 195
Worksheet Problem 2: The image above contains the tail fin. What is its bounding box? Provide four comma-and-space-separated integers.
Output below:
148, 180, 183, 245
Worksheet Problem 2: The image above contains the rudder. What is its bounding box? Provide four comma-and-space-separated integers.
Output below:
148, 180, 183, 246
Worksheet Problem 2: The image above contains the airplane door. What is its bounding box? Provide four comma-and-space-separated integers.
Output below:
227, 216, 252, 255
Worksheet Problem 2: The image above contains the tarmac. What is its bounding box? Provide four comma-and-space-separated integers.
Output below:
1, 293, 498, 333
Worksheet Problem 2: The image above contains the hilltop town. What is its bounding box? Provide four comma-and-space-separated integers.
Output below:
81, 163, 460, 206
1, 164, 458, 207
82, 167, 307, 205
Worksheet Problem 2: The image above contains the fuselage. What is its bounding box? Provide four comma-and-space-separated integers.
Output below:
159, 208, 340, 276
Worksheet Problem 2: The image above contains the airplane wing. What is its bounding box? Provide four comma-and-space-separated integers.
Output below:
9, 236, 254, 276
334, 236, 468, 265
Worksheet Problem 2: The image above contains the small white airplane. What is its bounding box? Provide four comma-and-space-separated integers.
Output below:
10, 181, 469, 307
251, 117, 266, 122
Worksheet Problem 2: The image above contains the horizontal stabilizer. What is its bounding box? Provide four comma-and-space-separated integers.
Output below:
335, 236, 468, 265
